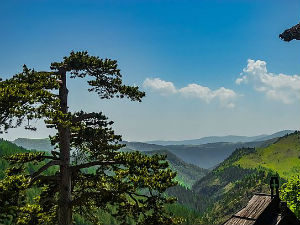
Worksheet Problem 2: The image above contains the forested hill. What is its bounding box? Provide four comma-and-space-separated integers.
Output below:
191, 131, 300, 224
144, 149, 209, 188
0, 139, 28, 178
0, 139, 58, 179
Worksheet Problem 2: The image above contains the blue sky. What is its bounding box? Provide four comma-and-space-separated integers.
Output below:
0, 0, 299, 141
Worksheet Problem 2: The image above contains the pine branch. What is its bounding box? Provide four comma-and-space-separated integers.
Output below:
31, 160, 61, 179
70, 160, 119, 171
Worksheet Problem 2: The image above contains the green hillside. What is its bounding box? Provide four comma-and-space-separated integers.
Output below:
192, 131, 300, 224
145, 149, 209, 189
234, 133, 300, 179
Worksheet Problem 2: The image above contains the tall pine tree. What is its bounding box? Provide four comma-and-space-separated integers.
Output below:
0, 51, 178, 225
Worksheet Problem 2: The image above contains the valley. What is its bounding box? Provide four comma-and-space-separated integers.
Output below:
1, 130, 299, 224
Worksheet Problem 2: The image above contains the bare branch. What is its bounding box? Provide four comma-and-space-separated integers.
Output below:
43, 155, 60, 160
31, 160, 61, 178
70, 160, 119, 171
51, 150, 60, 158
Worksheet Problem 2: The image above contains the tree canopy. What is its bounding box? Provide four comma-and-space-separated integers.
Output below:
0, 51, 178, 225
280, 175, 300, 219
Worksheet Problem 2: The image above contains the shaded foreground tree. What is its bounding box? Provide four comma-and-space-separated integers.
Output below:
279, 23, 300, 41
0, 51, 178, 225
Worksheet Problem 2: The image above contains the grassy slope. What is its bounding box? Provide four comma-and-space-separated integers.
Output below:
234, 133, 300, 179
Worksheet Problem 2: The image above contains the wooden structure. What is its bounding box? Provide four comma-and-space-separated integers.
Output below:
223, 177, 300, 225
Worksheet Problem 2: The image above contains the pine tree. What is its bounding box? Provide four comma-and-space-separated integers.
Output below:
0, 51, 178, 225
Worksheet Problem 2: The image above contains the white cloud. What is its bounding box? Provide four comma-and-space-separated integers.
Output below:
143, 78, 177, 96
179, 84, 237, 108
143, 78, 237, 108
236, 59, 300, 104
179, 84, 214, 102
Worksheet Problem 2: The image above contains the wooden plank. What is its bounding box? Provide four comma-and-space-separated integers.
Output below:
223, 216, 256, 225
235, 195, 272, 219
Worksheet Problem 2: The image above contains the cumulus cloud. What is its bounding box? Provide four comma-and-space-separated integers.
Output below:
179, 84, 236, 108
236, 59, 300, 104
143, 78, 237, 108
143, 78, 177, 96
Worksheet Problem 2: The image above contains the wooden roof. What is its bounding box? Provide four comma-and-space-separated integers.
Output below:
223, 194, 279, 225
223, 193, 300, 225
235, 194, 273, 220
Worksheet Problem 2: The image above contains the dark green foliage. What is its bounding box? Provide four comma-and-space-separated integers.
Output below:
166, 185, 203, 212
0, 140, 30, 178
0, 140, 56, 224
50, 51, 145, 101
165, 204, 202, 225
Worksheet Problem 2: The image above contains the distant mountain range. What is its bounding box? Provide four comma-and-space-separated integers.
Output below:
123, 138, 277, 169
11, 130, 296, 169
13, 138, 54, 152
145, 130, 295, 145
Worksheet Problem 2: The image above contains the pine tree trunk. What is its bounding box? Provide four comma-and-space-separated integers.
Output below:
58, 69, 72, 225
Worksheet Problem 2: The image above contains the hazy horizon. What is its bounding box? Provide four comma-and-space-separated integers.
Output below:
3, 128, 297, 143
